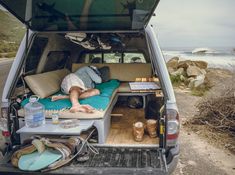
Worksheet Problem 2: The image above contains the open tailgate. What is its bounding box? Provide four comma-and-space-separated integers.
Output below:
0, 0, 159, 32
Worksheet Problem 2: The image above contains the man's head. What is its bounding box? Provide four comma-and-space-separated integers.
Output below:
98, 66, 110, 82
89, 65, 101, 76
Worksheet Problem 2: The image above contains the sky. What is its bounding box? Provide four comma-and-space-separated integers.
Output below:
151, 0, 235, 48
1, 0, 235, 49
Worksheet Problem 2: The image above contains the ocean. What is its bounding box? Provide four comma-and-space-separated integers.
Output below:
162, 47, 235, 71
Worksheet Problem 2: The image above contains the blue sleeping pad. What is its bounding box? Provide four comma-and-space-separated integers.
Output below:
21, 80, 120, 110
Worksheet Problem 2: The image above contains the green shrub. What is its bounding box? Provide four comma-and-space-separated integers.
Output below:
0, 42, 18, 53
170, 74, 182, 86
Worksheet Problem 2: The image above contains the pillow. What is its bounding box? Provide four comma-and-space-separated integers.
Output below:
98, 66, 110, 82
24, 69, 70, 98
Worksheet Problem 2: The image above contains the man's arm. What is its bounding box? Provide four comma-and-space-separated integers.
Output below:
86, 67, 102, 83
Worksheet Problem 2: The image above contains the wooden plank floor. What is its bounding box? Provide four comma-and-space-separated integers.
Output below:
106, 106, 159, 145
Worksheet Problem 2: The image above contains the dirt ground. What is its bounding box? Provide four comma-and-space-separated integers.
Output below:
173, 68, 235, 175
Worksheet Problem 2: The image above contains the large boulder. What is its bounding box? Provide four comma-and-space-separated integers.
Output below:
200, 69, 207, 75
187, 65, 204, 77
178, 60, 195, 69
189, 74, 205, 88
188, 78, 195, 88
178, 60, 208, 70
194, 74, 205, 87
167, 57, 179, 69
168, 67, 175, 74
170, 68, 184, 76
194, 61, 208, 69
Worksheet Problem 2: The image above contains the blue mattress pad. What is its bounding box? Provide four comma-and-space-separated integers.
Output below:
21, 80, 120, 111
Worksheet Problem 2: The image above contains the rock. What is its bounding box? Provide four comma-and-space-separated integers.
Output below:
167, 57, 179, 69
188, 79, 195, 88
189, 74, 205, 88
186, 77, 195, 86
179, 85, 185, 89
195, 74, 205, 87
178, 60, 195, 69
168, 67, 175, 74
200, 69, 207, 75
177, 60, 208, 70
194, 61, 208, 69
188, 77, 195, 82
186, 65, 203, 77
170, 67, 184, 76
180, 75, 186, 81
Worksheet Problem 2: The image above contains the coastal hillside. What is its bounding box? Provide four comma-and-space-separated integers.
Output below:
0, 9, 25, 58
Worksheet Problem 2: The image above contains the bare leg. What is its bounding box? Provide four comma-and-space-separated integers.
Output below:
51, 95, 69, 101
79, 89, 100, 99
51, 89, 100, 101
69, 87, 94, 113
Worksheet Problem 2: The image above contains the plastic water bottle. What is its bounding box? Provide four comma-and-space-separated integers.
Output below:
24, 95, 45, 128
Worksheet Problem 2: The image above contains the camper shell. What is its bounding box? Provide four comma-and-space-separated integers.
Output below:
0, 0, 179, 174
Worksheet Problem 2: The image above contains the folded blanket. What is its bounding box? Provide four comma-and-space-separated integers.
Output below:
21, 80, 120, 110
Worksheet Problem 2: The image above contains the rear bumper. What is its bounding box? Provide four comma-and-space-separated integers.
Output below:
167, 154, 179, 175
0, 157, 179, 175
167, 144, 180, 174
0, 166, 166, 175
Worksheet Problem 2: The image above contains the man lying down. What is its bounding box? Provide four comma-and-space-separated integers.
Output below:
51, 66, 102, 113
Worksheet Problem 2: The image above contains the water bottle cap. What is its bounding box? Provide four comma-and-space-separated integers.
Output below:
29, 95, 39, 103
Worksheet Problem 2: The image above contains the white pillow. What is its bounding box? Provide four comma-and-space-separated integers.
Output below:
24, 69, 70, 98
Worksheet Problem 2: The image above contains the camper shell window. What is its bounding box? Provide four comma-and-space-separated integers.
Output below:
79, 52, 147, 63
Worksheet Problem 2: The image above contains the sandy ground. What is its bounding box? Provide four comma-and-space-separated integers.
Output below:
173, 88, 235, 175
0, 61, 234, 174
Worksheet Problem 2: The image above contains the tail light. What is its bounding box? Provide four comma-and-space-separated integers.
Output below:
166, 109, 180, 146
0, 107, 10, 137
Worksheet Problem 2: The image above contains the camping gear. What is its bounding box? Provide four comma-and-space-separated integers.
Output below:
145, 94, 162, 120
18, 149, 62, 171
59, 119, 79, 129
132, 122, 144, 142
11, 145, 37, 168
127, 96, 143, 109
21, 79, 120, 111
51, 113, 59, 124
24, 95, 45, 128
146, 119, 157, 138
11, 129, 99, 172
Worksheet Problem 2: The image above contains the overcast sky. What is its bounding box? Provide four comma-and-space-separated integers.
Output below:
151, 0, 235, 48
